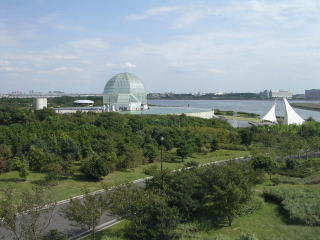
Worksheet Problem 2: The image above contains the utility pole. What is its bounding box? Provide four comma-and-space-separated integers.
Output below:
160, 136, 164, 188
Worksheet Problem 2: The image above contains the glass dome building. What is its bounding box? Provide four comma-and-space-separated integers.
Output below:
103, 72, 148, 111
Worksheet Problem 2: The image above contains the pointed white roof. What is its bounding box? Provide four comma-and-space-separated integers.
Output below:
283, 98, 305, 125
262, 102, 277, 123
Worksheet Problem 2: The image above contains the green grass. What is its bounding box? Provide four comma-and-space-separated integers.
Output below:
0, 149, 248, 201
200, 202, 320, 240
291, 103, 320, 112
86, 199, 320, 240
222, 115, 260, 123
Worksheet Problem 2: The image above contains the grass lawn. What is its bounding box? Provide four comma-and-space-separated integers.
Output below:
0, 149, 249, 201
201, 202, 320, 240
84, 198, 320, 240
222, 115, 260, 123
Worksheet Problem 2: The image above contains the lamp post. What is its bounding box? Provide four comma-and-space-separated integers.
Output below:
160, 136, 165, 189
160, 136, 164, 175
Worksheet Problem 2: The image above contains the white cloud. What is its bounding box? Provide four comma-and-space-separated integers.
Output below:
126, 1, 320, 29
54, 66, 83, 72
124, 62, 136, 68
0, 66, 32, 72
126, 6, 181, 20
105, 62, 137, 69
209, 68, 224, 74
0, 60, 9, 65
68, 39, 109, 49
38, 12, 62, 24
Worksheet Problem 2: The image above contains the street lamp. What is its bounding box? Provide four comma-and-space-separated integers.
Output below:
160, 136, 164, 175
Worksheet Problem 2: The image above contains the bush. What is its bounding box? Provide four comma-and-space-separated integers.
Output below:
81, 155, 109, 180
263, 186, 320, 225
220, 143, 247, 151
271, 175, 301, 185
175, 222, 202, 240
143, 165, 159, 175
237, 197, 264, 216
184, 160, 199, 168
237, 233, 259, 240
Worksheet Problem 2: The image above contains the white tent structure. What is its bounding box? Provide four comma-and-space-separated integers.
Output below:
283, 98, 305, 125
261, 102, 277, 123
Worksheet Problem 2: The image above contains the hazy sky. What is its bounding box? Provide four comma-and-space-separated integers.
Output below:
1, 0, 319, 93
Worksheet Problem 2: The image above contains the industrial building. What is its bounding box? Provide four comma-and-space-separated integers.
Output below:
270, 90, 293, 99
33, 98, 47, 110
73, 100, 94, 107
305, 89, 320, 99
103, 72, 148, 111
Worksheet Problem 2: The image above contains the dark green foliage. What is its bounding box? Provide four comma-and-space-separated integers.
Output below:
81, 155, 109, 180
146, 162, 254, 226
0, 144, 12, 172
176, 141, 192, 159
251, 154, 277, 178
143, 144, 158, 163
210, 139, 219, 151
199, 162, 253, 226
238, 128, 253, 145
0, 100, 243, 180
109, 185, 180, 240
17, 160, 29, 181
237, 196, 264, 216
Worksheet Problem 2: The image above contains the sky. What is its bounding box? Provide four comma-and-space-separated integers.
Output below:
0, 0, 319, 94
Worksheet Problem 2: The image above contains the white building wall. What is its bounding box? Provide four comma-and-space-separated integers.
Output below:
33, 98, 47, 110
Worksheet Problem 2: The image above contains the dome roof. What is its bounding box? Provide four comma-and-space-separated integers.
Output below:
103, 72, 145, 94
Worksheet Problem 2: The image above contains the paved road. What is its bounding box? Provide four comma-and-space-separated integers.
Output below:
0, 158, 247, 240
0, 178, 147, 240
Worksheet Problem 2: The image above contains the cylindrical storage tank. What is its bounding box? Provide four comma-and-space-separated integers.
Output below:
33, 98, 47, 110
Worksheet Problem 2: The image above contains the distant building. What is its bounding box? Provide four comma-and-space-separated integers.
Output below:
270, 90, 293, 99
33, 98, 47, 110
73, 100, 94, 107
305, 89, 320, 99
259, 90, 270, 99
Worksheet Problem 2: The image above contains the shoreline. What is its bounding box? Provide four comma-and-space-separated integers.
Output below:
291, 103, 320, 112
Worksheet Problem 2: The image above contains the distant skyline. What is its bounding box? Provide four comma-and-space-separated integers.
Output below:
1, 0, 319, 93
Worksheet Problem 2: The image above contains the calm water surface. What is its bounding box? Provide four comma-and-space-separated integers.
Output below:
147, 99, 320, 122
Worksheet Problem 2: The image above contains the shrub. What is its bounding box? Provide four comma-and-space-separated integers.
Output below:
263, 186, 320, 226
81, 155, 109, 180
143, 165, 159, 175
237, 233, 259, 240
220, 143, 247, 151
237, 197, 264, 216
184, 160, 199, 168
175, 222, 202, 240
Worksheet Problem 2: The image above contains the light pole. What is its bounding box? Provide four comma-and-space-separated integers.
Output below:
160, 136, 164, 175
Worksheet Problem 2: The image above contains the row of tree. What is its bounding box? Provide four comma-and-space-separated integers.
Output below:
0, 106, 237, 181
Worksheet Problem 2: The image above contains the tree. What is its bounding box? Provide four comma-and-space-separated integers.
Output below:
109, 184, 180, 240
81, 154, 109, 180
199, 162, 252, 226
176, 141, 192, 160
63, 188, 105, 240
0, 144, 12, 173
251, 154, 277, 179
17, 160, 29, 181
210, 139, 219, 151
0, 186, 56, 240
146, 170, 204, 220
143, 144, 158, 163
